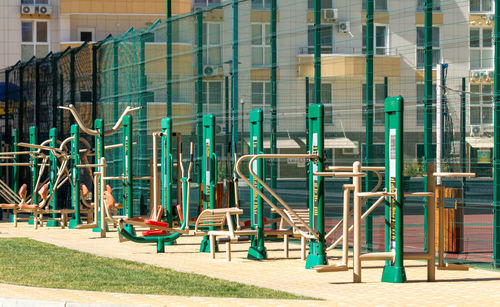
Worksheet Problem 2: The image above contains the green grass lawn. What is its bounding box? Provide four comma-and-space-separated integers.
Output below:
0, 238, 317, 300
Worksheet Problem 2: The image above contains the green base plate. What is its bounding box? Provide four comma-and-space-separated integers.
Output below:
305, 241, 328, 269
381, 265, 407, 283
46, 220, 59, 227
247, 246, 267, 260
68, 219, 81, 229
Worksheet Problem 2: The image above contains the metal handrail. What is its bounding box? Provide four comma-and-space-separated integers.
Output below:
236, 154, 319, 239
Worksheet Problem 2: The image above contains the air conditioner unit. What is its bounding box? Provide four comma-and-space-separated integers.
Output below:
486, 14, 495, 22
203, 65, 218, 77
323, 8, 338, 21
38, 5, 52, 15
21, 5, 36, 15
471, 70, 481, 81
215, 124, 225, 136
487, 70, 494, 80
470, 125, 482, 137
338, 21, 350, 33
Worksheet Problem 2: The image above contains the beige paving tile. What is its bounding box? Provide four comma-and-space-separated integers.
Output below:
1, 222, 499, 306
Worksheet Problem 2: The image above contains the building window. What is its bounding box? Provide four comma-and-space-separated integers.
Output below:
470, 0, 492, 12
307, 0, 333, 10
193, 0, 221, 8
252, 0, 271, 10
416, 27, 440, 69
203, 23, 222, 65
362, 0, 388, 11
417, 0, 441, 11
362, 25, 388, 55
21, 20, 49, 61
362, 84, 386, 126
470, 84, 492, 126
306, 25, 333, 54
470, 27, 493, 70
252, 23, 271, 67
78, 28, 95, 42
251, 82, 270, 109
21, 0, 49, 4
416, 83, 436, 127
308, 83, 333, 124
202, 81, 223, 113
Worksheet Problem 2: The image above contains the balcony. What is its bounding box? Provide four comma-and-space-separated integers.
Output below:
297, 47, 401, 78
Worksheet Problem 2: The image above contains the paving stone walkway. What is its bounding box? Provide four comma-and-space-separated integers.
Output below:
1, 223, 499, 306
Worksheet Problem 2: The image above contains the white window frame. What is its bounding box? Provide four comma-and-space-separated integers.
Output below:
251, 81, 271, 109
362, 24, 389, 55
78, 27, 95, 42
203, 22, 222, 66
252, 23, 271, 67
308, 82, 334, 124
307, 0, 333, 10
469, 83, 493, 127
470, 27, 493, 70
416, 83, 437, 127
362, 0, 388, 11
416, 26, 441, 69
307, 24, 334, 54
203, 81, 223, 113
417, 0, 441, 11
362, 83, 386, 126
21, 19, 50, 61
21, 0, 51, 4
252, 0, 271, 10
470, 0, 493, 13
193, 0, 221, 8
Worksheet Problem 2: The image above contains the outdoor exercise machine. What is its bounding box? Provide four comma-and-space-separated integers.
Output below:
118, 117, 192, 252
236, 104, 328, 268
313, 96, 474, 283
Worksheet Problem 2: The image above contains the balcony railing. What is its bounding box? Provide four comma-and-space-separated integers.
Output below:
298, 46, 399, 56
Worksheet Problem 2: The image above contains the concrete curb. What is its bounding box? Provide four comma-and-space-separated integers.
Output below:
0, 297, 152, 307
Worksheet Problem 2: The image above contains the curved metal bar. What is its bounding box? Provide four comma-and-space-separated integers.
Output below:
58, 104, 141, 136
235, 154, 319, 239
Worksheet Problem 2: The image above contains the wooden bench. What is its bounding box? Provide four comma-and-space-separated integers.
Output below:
194, 208, 257, 261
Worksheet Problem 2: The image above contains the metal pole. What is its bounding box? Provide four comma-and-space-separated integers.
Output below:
248, 109, 267, 260
314, 0, 321, 106
92, 44, 98, 126
92, 119, 106, 233
436, 63, 443, 185
4, 69, 9, 140
269, 0, 278, 229
461, 78, 466, 187
423, 0, 434, 251
196, 10, 204, 188
305, 77, 310, 202
35, 60, 40, 137
52, 56, 58, 129
70, 50, 76, 126
166, 0, 172, 117
225, 76, 230, 159
365, 0, 375, 252
231, 0, 239, 166
493, 0, 500, 267
123, 115, 134, 233
139, 31, 149, 216
18, 65, 24, 142
305, 103, 327, 269
381, 96, 406, 283
68, 124, 80, 228
161, 117, 174, 243
47, 127, 58, 227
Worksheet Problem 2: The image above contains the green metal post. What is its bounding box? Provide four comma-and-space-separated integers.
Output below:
166, 0, 172, 117
58, 73, 63, 134
18, 65, 24, 141
248, 109, 267, 260
305, 104, 327, 269
35, 60, 40, 137
113, 40, 119, 183
314, 0, 321, 106
269, 0, 278, 230
4, 69, 10, 140
461, 78, 466, 188
92, 45, 98, 126
364, 0, 375, 252
52, 56, 59, 129
381, 96, 406, 283
123, 115, 134, 234
29, 126, 38, 205
70, 50, 76, 126
139, 30, 149, 217
9, 129, 19, 222
305, 77, 310, 203
493, 0, 500, 267
161, 117, 175, 245
231, 0, 239, 171
423, 0, 434, 250
46, 128, 59, 227
68, 124, 81, 229
92, 119, 106, 233
196, 10, 204, 189
200, 114, 218, 253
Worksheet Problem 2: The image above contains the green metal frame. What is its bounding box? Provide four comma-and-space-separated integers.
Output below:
200, 114, 218, 253
269, 0, 278, 230
68, 124, 81, 229
9, 129, 19, 222
305, 103, 327, 269
46, 127, 59, 227
122, 115, 134, 234
381, 96, 406, 283
494, 0, 500, 267
93, 119, 106, 233
231, 0, 239, 173
166, 0, 172, 117
161, 117, 175, 245
248, 109, 267, 260
196, 9, 204, 188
